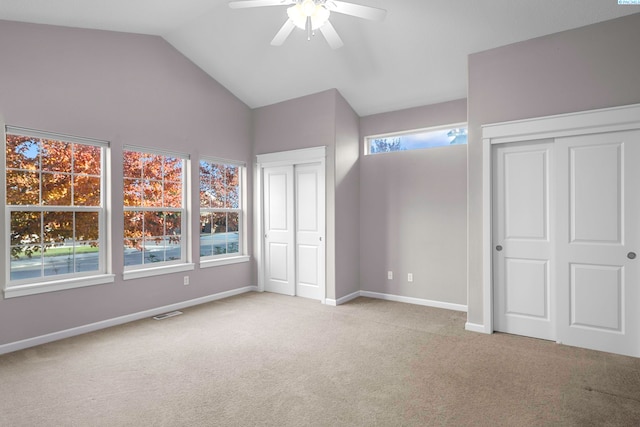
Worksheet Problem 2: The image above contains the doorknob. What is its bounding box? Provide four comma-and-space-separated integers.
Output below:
628, 252, 636, 260
496, 245, 503, 252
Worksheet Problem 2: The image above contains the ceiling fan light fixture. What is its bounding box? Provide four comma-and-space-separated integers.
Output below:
287, 0, 330, 30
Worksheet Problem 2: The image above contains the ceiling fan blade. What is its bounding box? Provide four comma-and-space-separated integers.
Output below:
327, 1, 387, 21
319, 22, 344, 49
229, 0, 294, 9
271, 19, 297, 46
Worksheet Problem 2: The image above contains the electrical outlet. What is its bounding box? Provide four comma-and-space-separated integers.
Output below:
388, 271, 393, 280
183, 275, 190, 286
408, 273, 413, 282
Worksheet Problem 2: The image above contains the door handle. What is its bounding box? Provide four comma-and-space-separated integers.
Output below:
496, 245, 503, 252
628, 252, 636, 260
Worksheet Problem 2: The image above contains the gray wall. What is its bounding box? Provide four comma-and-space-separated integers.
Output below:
359, 100, 467, 305
467, 13, 640, 324
334, 92, 360, 299
0, 20, 253, 345
252, 89, 337, 155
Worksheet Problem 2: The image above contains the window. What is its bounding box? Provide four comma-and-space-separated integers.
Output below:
366, 124, 467, 155
199, 158, 246, 266
123, 147, 192, 278
3, 126, 112, 298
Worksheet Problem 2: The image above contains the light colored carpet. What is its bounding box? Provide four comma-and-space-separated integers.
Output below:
1, 292, 640, 426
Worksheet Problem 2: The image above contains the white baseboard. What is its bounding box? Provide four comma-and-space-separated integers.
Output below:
465, 322, 491, 334
337, 291, 361, 305
324, 291, 362, 306
0, 286, 258, 356
360, 291, 467, 312
325, 290, 467, 312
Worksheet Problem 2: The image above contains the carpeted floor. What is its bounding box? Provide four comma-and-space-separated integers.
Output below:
1, 292, 639, 426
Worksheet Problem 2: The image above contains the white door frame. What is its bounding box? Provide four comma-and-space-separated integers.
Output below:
474, 103, 640, 335
255, 146, 327, 303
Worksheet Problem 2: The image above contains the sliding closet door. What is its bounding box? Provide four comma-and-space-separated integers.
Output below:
555, 130, 640, 357
261, 159, 326, 301
295, 162, 325, 300
263, 165, 295, 296
493, 141, 555, 341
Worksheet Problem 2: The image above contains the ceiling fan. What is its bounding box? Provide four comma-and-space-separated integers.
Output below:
228, 0, 387, 49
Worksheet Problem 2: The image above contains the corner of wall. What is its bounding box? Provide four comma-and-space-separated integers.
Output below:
333, 92, 361, 299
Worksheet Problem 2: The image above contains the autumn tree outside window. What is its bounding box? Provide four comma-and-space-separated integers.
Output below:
3, 126, 113, 298
199, 158, 244, 261
123, 147, 189, 271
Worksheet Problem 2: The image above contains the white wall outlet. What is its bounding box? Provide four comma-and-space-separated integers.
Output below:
388, 271, 393, 280
183, 275, 190, 286
408, 273, 413, 282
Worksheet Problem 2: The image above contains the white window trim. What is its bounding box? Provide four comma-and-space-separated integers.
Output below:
200, 255, 250, 269
4, 274, 115, 298
2, 120, 113, 298
198, 156, 248, 266
364, 122, 468, 155
122, 146, 192, 274
122, 262, 195, 281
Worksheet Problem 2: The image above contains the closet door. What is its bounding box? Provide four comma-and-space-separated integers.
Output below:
263, 165, 295, 296
493, 141, 555, 341
295, 162, 325, 300
262, 161, 326, 301
555, 130, 640, 357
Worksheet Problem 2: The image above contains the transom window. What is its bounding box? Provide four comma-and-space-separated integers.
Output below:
3, 126, 111, 297
366, 124, 468, 155
123, 147, 188, 271
199, 158, 244, 261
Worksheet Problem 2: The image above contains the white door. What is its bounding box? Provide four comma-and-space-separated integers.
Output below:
263, 166, 295, 296
295, 163, 325, 300
555, 130, 640, 357
493, 141, 555, 341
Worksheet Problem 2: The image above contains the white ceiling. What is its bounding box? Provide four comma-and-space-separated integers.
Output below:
1, 1, 638, 116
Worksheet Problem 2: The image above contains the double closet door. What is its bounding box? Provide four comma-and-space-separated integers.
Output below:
262, 162, 325, 301
493, 130, 640, 357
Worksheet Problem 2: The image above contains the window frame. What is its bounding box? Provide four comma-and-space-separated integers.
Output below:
2, 124, 114, 298
122, 145, 193, 280
198, 156, 249, 268
364, 122, 468, 155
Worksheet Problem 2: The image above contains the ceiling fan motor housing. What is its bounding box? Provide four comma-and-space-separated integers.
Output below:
288, 0, 330, 30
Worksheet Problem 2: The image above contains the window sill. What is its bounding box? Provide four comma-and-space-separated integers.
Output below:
123, 263, 195, 281
4, 274, 116, 299
200, 255, 251, 269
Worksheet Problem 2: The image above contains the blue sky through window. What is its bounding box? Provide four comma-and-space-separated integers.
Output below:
368, 127, 467, 154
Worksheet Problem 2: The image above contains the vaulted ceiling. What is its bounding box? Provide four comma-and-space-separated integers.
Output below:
1, 1, 638, 115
